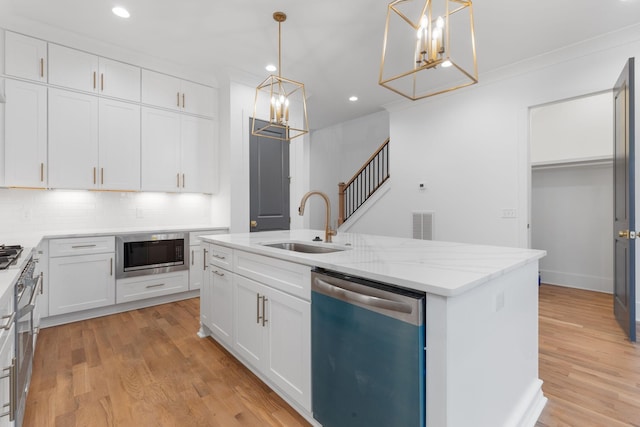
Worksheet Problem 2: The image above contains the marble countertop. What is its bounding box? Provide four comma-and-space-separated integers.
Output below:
200, 229, 546, 297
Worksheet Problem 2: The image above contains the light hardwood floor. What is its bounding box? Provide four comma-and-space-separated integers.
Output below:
25, 285, 640, 426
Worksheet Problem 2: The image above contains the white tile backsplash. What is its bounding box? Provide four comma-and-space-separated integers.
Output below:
0, 188, 214, 240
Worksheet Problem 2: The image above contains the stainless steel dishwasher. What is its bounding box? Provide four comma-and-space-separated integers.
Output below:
311, 268, 426, 427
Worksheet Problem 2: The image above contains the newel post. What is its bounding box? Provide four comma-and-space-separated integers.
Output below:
338, 182, 346, 225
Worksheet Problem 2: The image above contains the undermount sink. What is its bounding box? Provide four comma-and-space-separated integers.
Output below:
261, 241, 347, 254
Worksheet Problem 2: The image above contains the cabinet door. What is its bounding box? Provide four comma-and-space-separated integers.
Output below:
49, 44, 99, 93
141, 107, 181, 192
4, 79, 47, 187
48, 88, 99, 189
265, 286, 311, 411
190, 245, 204, 290
141, 69, 181, 111
233, 275, 266, 370
98, 98, 141, 191
180, 116, 214, 193
98, 57, 140, 102
181, 80, 215, 117
5, 31, 47, 82
209, 267, 234, 347
49, 253, 116, 316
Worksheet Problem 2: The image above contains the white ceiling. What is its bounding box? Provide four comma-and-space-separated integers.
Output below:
2, 0, 640, 130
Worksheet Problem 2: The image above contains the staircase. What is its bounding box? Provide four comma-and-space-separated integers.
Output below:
338, 138, 390, 225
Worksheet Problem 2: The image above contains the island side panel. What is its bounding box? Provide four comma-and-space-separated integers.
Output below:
426, 261, 545, 427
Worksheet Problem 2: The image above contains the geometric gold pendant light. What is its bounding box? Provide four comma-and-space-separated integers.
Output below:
379, 0, 478, 100
252, 11, 309, 141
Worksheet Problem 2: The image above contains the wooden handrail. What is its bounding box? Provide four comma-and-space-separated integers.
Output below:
342, 138, 390, 189
338, 138, 390, 225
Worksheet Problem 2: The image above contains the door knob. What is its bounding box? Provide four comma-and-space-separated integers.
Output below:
250, 220, 257, 228
619, 230, 629, 238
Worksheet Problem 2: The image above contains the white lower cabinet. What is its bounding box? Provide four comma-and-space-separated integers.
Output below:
205, 267, 233, 348
49, 252, 115, 316
201, 244, 311, 412
233, 274, 311, 412
116, 271, 188, 304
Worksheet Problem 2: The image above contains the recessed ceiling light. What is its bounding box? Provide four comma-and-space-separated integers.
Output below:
112, 6, 130, 18
265, 64, 277, 72
349, 96, 358, 102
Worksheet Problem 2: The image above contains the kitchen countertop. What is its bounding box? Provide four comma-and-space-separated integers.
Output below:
200, 229, 546, 297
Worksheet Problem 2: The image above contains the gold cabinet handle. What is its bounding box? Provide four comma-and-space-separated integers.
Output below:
101, 73, 104, 91
110, 258, 113, 276
256, 294, 262, 324
177, 92, 180, 107
101, 168, 104, 185
250, 220, 257, 228
40, 163, 44, 182
93, 71, 96, 89
182, 173, 185, 188
182, 93, 185, 109
146, 283, 165, 289
262, 296, 268, 326
191, 249, 194, 266
213, 270, 224, 277
93, 167, 96, 184
203, 248, 207, 271
40, 58, 44, 78
177, 173, 180, 188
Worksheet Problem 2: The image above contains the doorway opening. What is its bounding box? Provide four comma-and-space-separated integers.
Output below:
529, 91, 614, 294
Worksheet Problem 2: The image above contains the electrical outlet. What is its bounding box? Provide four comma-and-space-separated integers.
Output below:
501, 209, 517, 219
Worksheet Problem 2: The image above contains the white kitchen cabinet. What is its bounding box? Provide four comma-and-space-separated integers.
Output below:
232, 273, 311, 411
98, 98, 141, 190
49, 44, 140, 102
48, 88, 98, 189
49, 252, 115, 316
49, 88, 140, 191
5, 31, 47, 82
207, 266, 234, 348
4, 79, 47, 188
141, 107, 215, 193
141, 69, 215, 117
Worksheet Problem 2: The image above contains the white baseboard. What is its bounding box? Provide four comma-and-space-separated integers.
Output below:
505, 379, 547, 427
540, 269, 612, 294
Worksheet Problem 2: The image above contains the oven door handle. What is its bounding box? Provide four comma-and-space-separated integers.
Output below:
19, 274, 42, 317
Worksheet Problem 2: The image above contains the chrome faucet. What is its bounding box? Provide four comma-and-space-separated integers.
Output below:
298, 191, 337, 243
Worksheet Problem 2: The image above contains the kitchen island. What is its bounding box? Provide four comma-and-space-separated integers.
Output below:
199, 229, 547, 427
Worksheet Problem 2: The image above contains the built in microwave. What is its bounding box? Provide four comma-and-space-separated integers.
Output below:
115, 233, 189, 279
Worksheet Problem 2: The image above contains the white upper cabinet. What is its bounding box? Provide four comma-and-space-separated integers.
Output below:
141, 69, 215, 117
5, 31, 47, 82
48, 88, 99, 189
49, 44, 140, 102
98, 98, 141, 190
141, 107, 215, 193
4, 79, 47, 187
49, 88, 141, 191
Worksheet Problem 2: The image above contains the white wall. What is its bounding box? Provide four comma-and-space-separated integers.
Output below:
308, 110, 389, 230
532, 164, 613, 293
0, 188, 217, 242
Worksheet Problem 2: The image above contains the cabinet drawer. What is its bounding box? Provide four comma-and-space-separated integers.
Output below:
49, 236, 115, 257
116, 270, 189, 304
207, 244, 233, 270
234, 251, 311, 300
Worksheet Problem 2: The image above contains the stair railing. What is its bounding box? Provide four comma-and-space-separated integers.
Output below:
338, 138, 390, 225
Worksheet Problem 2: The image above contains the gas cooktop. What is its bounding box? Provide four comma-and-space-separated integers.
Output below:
0, 245, 23, 270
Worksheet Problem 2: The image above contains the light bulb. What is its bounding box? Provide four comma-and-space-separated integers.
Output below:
112, 6, 130, 18
442, 60, 452, 67
436, 16, 444, 29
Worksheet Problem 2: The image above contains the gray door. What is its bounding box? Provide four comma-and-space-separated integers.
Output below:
613, 58, 636, 342
250, 118, 290, 232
